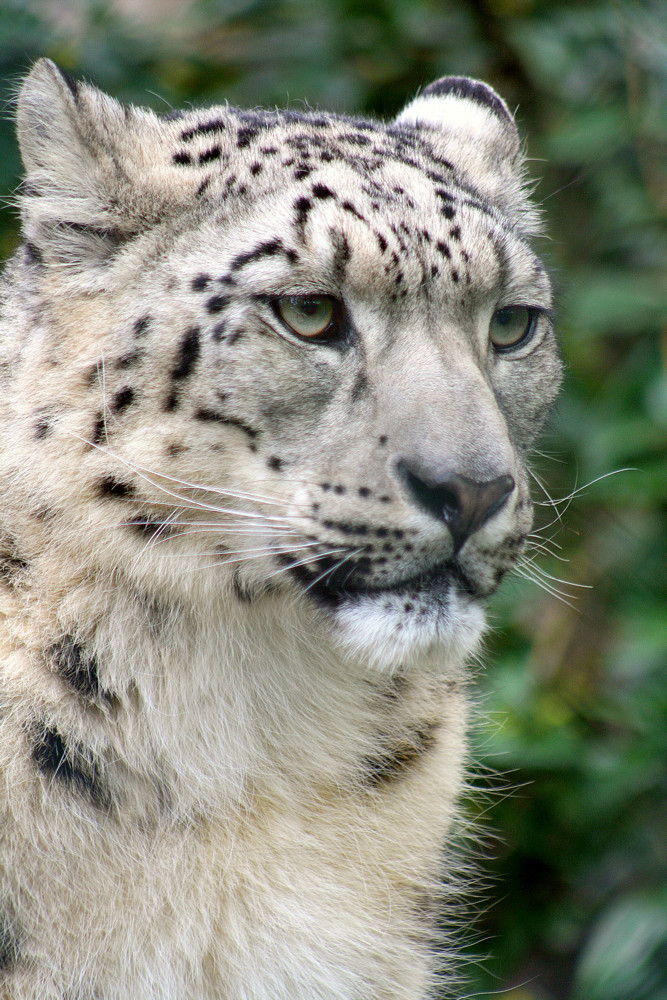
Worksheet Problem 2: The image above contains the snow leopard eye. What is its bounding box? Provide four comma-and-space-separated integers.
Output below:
489, 306, 536, 351
275, 295, 337, 339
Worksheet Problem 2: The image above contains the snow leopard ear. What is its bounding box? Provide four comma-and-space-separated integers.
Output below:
395, 76, 539, 233
16, 59, 195, 268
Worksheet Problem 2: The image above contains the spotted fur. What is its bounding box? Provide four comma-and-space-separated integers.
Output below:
0, 60, 562, 999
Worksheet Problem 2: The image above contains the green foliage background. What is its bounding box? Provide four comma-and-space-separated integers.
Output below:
0, 1, 665, 997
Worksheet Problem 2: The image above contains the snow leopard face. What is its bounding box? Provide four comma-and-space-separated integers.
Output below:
3, 61, 562, 670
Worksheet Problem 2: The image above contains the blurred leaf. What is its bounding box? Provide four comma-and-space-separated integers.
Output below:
573, 890, 667, 1000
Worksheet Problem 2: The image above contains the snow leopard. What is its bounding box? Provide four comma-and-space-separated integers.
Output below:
0, 59, 562, 999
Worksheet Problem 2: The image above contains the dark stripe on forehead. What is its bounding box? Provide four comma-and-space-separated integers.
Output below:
330, 229, 351, 284
228, 240, 297, 272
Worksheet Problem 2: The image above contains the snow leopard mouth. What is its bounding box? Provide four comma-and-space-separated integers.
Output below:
290, 556, 485, 608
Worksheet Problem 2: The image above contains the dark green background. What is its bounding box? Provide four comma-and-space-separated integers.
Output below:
1, 2, 665, 997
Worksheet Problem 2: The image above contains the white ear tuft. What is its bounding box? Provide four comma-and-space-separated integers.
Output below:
396, 76, 539, 233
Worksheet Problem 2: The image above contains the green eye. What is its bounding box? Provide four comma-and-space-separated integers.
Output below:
275, 296, 337, 339
489, 306, 535, 350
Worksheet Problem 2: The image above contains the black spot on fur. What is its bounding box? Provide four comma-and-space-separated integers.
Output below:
449, 226, 461, 240
133, 315, 151, 338
206, 295, 230, 314
351, 373, 367, 402
436, 240, 451, 258
0, 911, 19, 971
199, 145, 221, 164
24, 241, 43, 264
232, 570, 256, 603
294, 165, 312, 180
90, 414, 105, 446
31, 723, 112, 811
267, 455, 284, 471
236, 126, 258, 148
97, 476, 136, 500
322, 518, 368, 537
0, 548, 29, 587
295, 196, 313, 231
34, 415, 51, 439
192, 274, 211, 291
115, 350, 143, 370
126, 518, 172, 538
170, 327, 201, 382
376, 233, 387, 253
363, 722, 439, 787
312, 183, 334, 200
173, 151, 192, 165
346, 133, 371, 146
111, 387, 135, 413
49, 636, 116, 706
181, 118, 227, 142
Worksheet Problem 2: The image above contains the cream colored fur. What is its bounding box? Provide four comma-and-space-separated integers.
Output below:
0, 62, 562, 998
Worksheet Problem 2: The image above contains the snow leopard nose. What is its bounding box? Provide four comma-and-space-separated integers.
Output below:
398, 463, 515, 553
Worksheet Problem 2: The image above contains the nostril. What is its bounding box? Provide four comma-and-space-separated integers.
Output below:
439, 484, 461, 524
398, 461, 515, 552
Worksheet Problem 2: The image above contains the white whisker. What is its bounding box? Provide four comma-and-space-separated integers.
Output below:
302, 546, 366, 595
261, 546, 351, 585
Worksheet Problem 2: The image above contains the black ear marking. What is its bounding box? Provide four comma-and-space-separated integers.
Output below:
421, 76, 513, 125
56, 65, 80, 100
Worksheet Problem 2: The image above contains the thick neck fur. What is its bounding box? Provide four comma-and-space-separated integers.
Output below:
2, 528, 465, 824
